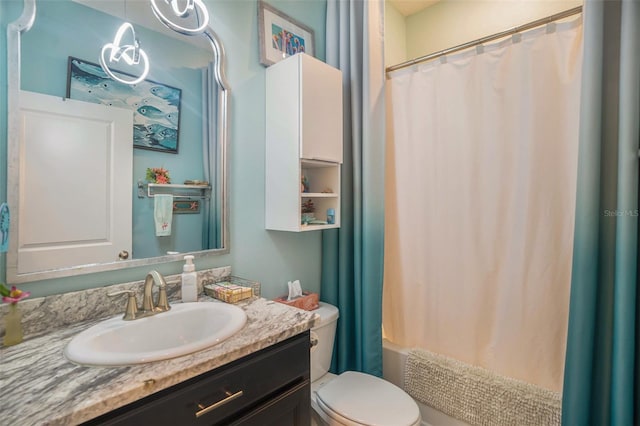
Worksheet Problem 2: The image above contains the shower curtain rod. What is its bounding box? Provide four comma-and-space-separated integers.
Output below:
386, 5, 582, 73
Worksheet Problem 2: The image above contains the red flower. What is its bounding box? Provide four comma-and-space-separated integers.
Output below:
146, 167, 171, 184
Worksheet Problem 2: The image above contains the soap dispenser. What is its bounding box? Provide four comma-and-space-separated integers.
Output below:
181, 255, 198, 302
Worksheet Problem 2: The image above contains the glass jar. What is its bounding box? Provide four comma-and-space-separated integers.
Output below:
3, 304, 24, 346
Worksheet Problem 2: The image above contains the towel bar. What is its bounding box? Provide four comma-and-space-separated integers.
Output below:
137, 180, 211, 200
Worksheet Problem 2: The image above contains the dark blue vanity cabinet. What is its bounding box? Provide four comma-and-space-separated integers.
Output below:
85, 331, 311, 425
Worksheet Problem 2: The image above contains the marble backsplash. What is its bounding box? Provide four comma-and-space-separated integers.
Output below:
0, 266, 231, 344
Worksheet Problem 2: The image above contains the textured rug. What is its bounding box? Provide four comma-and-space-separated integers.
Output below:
404, 349, 561, 426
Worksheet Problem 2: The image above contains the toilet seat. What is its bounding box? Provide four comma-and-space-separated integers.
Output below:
316, 371, 420, 426
316, 397, 365, 426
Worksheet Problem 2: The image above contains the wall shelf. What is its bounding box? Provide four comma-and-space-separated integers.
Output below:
137, 181, 211, 200
301, 193, 339, 198
265, 54, 343, 232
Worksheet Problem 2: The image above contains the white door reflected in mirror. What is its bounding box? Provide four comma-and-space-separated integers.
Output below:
12, 91, 132, 276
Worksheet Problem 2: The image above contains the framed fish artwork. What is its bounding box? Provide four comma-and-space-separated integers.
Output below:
66, 57, 182, 154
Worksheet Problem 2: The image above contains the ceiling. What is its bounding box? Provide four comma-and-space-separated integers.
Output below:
388, 0, 441, 17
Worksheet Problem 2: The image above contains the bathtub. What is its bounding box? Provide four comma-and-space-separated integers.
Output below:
382, 339, 471, 426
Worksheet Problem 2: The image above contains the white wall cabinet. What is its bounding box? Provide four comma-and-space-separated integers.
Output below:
266, 54, 342, 232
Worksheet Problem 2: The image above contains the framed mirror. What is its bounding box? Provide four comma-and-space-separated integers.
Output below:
6, 0, 229, 284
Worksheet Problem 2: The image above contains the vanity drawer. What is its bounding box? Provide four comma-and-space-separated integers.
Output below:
87, 331, 310, 425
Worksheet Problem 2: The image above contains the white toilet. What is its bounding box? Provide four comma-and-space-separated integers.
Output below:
310, 302, 421, 426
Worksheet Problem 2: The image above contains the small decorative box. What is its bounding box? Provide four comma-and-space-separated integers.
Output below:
204, 276, 261, 303
273, 292, 319, 311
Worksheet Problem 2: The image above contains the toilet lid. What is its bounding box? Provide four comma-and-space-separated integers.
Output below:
316, 371, 420, 426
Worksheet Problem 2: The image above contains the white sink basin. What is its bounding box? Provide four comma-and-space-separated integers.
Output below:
64, 302, 247, 366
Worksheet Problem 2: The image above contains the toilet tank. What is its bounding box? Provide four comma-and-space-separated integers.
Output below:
310, 302, 339, 382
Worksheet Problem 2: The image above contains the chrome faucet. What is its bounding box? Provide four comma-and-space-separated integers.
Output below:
108, 270, 171, 320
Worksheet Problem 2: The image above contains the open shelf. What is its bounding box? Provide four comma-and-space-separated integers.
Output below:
301, 192, 339, 198
138, 181, 211, 200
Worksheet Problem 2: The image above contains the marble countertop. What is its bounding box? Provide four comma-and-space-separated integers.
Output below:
0, 297, 316, 425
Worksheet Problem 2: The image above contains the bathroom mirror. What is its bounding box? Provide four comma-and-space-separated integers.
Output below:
5, 0, 229, 283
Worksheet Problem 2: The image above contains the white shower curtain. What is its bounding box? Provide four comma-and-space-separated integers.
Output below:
383, 18, 583, 392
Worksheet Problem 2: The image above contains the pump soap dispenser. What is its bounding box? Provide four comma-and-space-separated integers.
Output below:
181, 255, 198, 302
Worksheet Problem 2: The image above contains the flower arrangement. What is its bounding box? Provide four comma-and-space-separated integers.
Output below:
146, 167, 171, 184
0, 283, 30, 306
301, 199, 315, 213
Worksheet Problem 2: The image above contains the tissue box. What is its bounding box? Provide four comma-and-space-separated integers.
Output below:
273, 292, 319, 311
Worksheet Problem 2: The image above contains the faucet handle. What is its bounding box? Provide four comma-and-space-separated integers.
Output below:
107, 290, 139, 320
156, 285, 171, 312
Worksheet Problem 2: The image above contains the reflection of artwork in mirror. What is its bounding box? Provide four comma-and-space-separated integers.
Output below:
66, 57, 182, 154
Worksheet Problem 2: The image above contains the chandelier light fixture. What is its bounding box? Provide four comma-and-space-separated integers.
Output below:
99, 22, 150, 85
149, 0, 210, 36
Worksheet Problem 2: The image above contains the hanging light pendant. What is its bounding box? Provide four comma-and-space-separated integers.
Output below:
100, 22, 150, 85
149, 0, 210, 36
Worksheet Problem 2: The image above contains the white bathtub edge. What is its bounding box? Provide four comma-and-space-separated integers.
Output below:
382, 339, 471, 426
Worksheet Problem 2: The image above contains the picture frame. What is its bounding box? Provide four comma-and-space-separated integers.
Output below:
66, 56, 182, 154
173, 200, 200, 214
258, 0, 315, 66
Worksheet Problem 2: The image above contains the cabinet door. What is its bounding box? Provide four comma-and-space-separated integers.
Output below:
232, 380, 310, 426
299, 55, 343, 163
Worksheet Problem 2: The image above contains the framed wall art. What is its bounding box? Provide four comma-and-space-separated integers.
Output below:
66, 56, 182, 154
258, 0, 315, 66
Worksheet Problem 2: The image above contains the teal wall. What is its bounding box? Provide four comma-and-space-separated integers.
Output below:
0, 0, 327, 299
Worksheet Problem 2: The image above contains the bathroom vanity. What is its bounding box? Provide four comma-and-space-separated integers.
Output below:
87, 331, 310, 425
0, 295, 316, 425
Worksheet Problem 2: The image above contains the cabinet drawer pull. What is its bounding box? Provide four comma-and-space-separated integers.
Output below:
195, 390, 244, 418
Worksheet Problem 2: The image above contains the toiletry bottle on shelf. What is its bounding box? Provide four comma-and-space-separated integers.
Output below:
327, 208, 335, 225
182, 255, 198, 302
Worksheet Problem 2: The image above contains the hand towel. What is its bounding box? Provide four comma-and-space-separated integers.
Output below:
0, 202, 9, 252
154, 194, 173, 236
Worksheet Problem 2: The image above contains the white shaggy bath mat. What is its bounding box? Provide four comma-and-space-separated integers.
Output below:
404, 349, 561, 426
